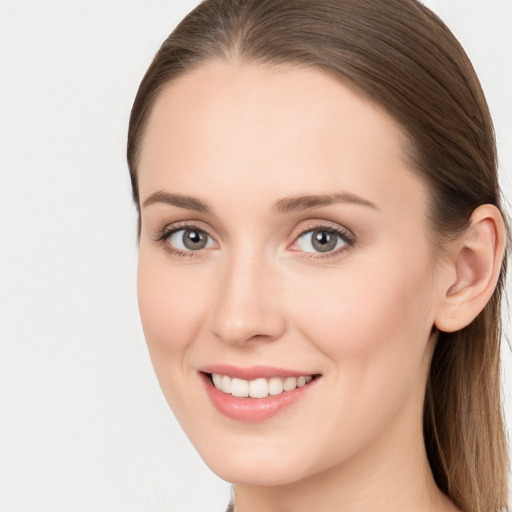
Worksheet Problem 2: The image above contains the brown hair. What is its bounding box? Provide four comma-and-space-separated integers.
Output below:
127, 0, 509, 510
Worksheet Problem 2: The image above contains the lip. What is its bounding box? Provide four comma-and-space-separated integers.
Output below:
199, 366, 320, 423
200, 364, 315, 380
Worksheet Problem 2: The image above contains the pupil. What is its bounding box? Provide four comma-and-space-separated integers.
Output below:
312, 230, 337, 252
183, 229, 207, 250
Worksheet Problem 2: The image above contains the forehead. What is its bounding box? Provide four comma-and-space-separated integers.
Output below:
137, 61, 425, 216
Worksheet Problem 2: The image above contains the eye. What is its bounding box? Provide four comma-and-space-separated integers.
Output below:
167, 227, 216, 252
294, 227, 353, 254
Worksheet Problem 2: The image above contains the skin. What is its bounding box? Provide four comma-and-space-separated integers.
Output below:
136, 62, 470, 512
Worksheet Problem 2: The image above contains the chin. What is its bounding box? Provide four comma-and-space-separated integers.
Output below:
207, 458, 313, 487
190, 432, 321, 486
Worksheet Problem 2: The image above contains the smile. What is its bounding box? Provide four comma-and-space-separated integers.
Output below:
200, 366, 321, 422
211, 373, 314, 398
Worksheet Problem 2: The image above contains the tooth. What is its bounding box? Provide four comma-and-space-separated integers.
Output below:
249, 378, 269, 398
212, 373, 313, 397
212, 373, 223, 388
221, 375, 232, 394
231, 378, 249, 397
283, 377, 297, 392
268, 377, 284, 395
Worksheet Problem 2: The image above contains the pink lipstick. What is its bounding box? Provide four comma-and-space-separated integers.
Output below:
200, 365, 320, 422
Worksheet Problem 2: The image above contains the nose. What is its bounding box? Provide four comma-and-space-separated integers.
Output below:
208, 251, 286, 346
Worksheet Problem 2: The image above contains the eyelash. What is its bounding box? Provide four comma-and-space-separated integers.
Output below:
154, 222, 356, 260
291, 225, 356, 259
154, 223, 215, 259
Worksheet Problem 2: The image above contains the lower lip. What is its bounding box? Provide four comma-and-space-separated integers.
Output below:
201, 373, 319, 423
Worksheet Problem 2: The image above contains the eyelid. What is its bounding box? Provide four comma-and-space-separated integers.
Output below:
289, 219, 356, 241
153, 220, 219, 256
154, 220, 216, 240
152, 218, 355, 259
287, 220, 356, 256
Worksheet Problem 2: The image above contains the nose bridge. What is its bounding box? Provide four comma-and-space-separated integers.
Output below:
209, 244, 285, 345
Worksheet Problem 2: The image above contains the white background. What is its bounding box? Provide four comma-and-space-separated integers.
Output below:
0, 1, 510, 511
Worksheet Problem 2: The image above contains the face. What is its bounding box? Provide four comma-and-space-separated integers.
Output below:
136, 62, 444, 485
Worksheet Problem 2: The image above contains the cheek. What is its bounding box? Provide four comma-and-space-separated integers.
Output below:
136, 250, 209, 371
290, 249, 435, 412
279, 253, 436, 468
294, 259, 433, 353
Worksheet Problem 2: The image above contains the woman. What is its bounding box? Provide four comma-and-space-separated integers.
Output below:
127, 0, 509, 510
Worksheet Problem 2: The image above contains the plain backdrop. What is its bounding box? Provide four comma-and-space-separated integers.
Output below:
0, 1, 510, 511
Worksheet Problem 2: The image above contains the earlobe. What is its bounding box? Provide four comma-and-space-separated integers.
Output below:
434, 204, 506, 333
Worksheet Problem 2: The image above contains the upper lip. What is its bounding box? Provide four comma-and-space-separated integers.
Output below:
199, 364, 318, 380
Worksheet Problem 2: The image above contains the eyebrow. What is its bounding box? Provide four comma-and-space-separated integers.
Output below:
142, 191, 211, 213
273, 192, 378, 214
141, 190, 377, 215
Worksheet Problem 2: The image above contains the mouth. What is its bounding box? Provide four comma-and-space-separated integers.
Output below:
199, 366, 321, 422
208, 372, 315, 398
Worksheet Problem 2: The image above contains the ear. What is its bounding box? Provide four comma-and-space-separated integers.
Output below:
434, 204, 506, 333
